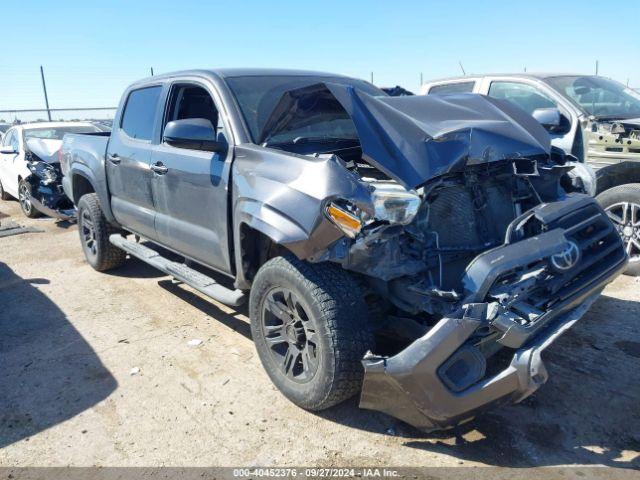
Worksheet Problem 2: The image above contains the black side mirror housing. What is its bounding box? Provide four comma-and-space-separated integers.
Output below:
531, 107, 562, 132
163, 118, 227, 153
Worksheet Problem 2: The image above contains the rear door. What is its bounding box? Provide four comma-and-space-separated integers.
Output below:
150, 81, 233, 273
107, 85, 163, 240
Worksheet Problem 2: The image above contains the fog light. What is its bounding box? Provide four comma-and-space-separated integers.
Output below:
437, 345, 486, 392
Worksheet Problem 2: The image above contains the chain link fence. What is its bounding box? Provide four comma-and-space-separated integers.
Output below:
0, 107, 116, 127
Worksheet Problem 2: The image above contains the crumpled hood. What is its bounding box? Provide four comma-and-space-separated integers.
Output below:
26, 138, 62, 163
260, 83, 552, 189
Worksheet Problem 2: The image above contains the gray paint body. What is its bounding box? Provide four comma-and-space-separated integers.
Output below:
61, 69, 628, 431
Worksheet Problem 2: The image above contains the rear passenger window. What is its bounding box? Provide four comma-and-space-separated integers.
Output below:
428, 82, 475, 95
120, 86, 162, 141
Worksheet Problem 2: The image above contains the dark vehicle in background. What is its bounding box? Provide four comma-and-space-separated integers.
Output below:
422, 74, 640, 274
61, 69, 626, 431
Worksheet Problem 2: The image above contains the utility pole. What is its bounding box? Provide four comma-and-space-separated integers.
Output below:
595, 60, 599, 75
420, 72, 423, 87
40, 66, 52, 121
458, 61, 466, 76
150, 67, 154, 76
370, 72, 374, 84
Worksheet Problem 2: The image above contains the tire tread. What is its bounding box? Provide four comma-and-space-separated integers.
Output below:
78, 193, 126, 271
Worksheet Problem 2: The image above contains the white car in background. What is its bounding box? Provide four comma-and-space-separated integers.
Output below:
421, 74, 640, 275
0, 122, 101, 217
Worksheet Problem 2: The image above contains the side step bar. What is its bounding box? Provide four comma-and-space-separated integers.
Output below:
109, 234, 246, 307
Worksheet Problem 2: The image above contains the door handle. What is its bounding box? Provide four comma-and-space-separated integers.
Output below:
107, 153, 121, 165
150, 162, 168, 174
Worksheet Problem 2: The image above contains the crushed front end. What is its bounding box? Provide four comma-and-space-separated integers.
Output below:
325, 160, 626, 431
24, 152, 75, 221
259, 85, 628, 430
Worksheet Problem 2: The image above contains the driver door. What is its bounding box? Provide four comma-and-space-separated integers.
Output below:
150, 82, 233, 274
0, 129, 21, 198
485, 80, 576, 156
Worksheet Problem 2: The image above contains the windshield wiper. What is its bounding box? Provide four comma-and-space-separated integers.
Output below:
263, 136, 359, 147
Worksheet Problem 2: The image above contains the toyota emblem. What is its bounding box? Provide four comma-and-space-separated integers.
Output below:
551, 240, 581, 271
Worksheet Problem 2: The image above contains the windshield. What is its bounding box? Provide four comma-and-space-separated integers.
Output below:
546, 76, 640, 119
24, 125, 101, 141
226, 75, 385, 144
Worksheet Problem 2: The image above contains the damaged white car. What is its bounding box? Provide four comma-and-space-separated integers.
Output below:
0, 121, 101, 218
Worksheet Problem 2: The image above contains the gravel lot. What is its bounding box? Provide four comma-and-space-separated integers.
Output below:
1, 198, 639, 468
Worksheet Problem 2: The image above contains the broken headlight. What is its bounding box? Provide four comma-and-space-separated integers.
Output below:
325, 183, 421, 238
42, 166, 57, 184
371, 183, 421, 225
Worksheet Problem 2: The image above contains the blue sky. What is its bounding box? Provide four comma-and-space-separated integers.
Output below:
2, 0, 639, 111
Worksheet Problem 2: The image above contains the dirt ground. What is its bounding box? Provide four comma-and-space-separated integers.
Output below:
0, 198, 639, 469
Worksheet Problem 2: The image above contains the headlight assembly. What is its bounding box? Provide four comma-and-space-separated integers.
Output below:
325, 183, 422, 238
371, 183, 421, 225
42, 167, 58, 184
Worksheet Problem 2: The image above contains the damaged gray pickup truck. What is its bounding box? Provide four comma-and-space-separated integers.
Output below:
61, 69, 628, 431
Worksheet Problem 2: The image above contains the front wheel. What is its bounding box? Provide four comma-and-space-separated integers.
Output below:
18, 179, 41, 218
77, 193, 126, 271
250, 255, 374, 411
597, 183, 640, 276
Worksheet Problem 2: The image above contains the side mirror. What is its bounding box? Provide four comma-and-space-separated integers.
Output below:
0, 146, 18, 155
532, 108, 562, 132
163, 118, 226, 153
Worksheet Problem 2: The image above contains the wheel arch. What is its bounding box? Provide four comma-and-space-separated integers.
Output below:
233, 211, 305, 290
595, 161, 640, 194
69, 167, 116, 223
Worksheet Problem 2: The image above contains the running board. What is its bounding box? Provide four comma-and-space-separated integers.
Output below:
109, 234, 246, 307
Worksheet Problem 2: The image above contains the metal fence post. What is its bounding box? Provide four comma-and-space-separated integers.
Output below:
40, 66, 52, 121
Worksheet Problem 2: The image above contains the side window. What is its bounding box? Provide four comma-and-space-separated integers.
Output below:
428, 82, 475, 95
120, 86, 162, 141
164, 84, 220, 134
3, 130, 17, 150
2, 130, 12, 146
488, 81, 556, 115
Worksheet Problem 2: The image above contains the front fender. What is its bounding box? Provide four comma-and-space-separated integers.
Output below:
231, 144, 372, 285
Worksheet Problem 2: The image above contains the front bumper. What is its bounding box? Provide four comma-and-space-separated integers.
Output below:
359, 195, 628, 431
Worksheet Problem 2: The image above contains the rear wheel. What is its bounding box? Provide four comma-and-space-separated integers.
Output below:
18, 179, 41, 218
77, 193, 126, 271
597, 184, 640, 276
250, 255, 374, 411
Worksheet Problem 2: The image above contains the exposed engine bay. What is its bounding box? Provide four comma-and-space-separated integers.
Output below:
587, 117, 640, 163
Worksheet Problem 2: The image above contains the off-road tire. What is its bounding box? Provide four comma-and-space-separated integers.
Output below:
250, 255, 374, 411
597, 183, 640, 276
18, 179, 41, 218
0, 179, 11, 200
77, 193, 126, 271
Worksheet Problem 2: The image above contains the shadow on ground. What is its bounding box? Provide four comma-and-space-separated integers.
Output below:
0, 262, 117, 448
317, 294, 640, 468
